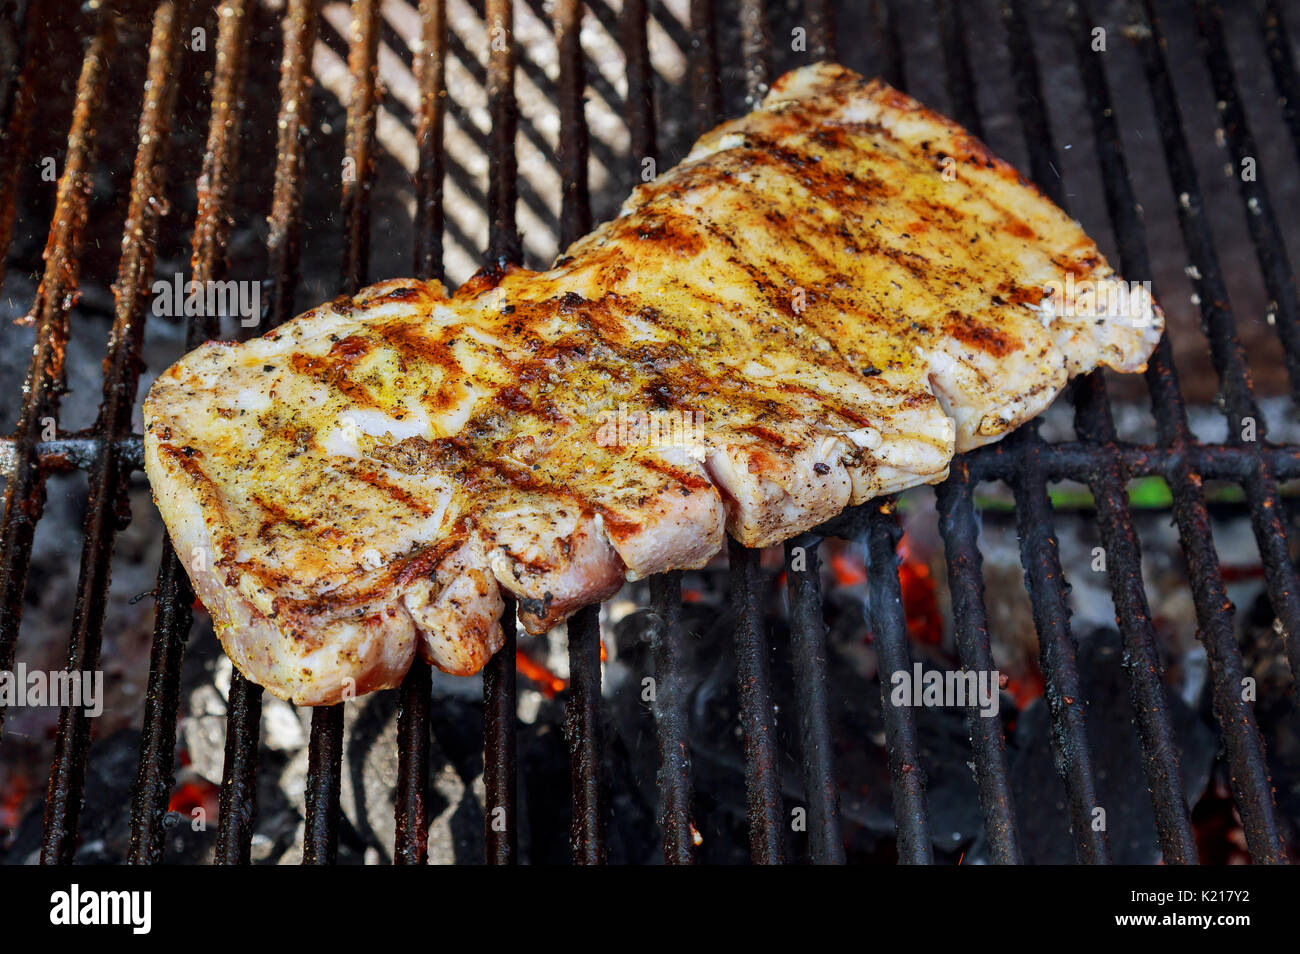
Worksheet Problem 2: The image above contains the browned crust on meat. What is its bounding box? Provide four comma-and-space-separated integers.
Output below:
142, 64, 1162, 704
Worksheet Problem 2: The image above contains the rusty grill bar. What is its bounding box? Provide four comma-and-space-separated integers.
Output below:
0, 0, 1298, 865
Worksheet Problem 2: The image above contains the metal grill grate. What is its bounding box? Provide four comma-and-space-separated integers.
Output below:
1, 0, 1298, 865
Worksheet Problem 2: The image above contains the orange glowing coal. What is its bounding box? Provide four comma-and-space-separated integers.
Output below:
831, 535, 942, 648
831, 550, 867, 586
1001, 671, 1045, 708
1, 775, 30, 831
515, 649, 566, 697
896, 533, 941, 647
168, 777, 220, 820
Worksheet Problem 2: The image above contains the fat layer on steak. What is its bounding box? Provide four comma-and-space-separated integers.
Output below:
143, 63, 1162, 704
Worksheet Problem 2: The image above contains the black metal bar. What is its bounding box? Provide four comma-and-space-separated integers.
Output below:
1153, 407, 1288, 863
41, 0, 188, 865
1010, 429, 1111, 864
646, 571, 697, 864
130, 0, 252, 866
1072, 377, 1198, 864
340, 0, 380, 294
692, 0, 787, 866
622, 0, 656, 177
413, 0, 447, 283
565, 604, 606, 863
805, 0, 836, 61
738, 0, 772, 109
555, 0, 590, 248
0, 5, 113, 746
1060, 15, 1206, 856
486, 0, 520, 265
213, 671, 263, 864
934, 463, 1022, 864
396, 0, 447, 867
863, 502, 933, 864
297, 0, 383, 866
1193, 0, 1300, 399
998, 0, 1063, 205
483, 594, 517, 864
784, 535, 845, 864
189, 0, 253, 317
1258, 0, 1300, 174
1118, 0, 1290, 864
999, 0, 1218, 865
994, 0, 1191, 864
969, 437, 1300, 483
689, 0, 721, 135
265, 0, 320, 328
556, 4, 603, 856
481, 0, 524, 866
6, 431, 1300, 485
728, 537, 784, 863
926, 2, 1027, 865
872, 0, 905, 91
982, 0, 1109, 865
935, 0, 984, 138
0, 436, 144, 476
302, 704, 345, 864
394, 659, 431, 864
0, 0, 49, 289
127, 538, 194, 864
624, 3, 695, 864
1163, 0, 1300, 692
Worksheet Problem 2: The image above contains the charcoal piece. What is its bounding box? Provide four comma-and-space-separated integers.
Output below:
968, 627, 1217, 864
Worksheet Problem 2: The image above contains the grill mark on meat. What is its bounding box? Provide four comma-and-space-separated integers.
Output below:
391, 528, 467, 586
157, 442, 229, 528
769, 381, 875, 428
373, 284, 423, 304
944, 310, 1019, 357
477, 455, 642, 538
687, 220, 891, 384
702, 147, 1009, 341
637, 455, 714, 492
373, 321, 461, 375
266, 530, 470, 626
370, 322, 473, 416
452, 261, 519, 298
1051, 251, 1102, 277
289, 334, 384, 410
998, 279, 1050, 307
632, 210, 706, 258
1001, 218, 1036, 239
697, 226, 798, 319
736, 131, 1036, 293
251, 493, 343, 541
345, 466, 437, 517
738, 136, 889, 209
451, 293, 836, 451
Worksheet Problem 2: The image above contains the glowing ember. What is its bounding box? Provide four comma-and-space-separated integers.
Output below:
168, 777, 219, 821
896, 533, 941, 646
830, 550, 868, 586
515, 649, 566, 697
1002, 671, 1045, 708
0, 775, 30, 831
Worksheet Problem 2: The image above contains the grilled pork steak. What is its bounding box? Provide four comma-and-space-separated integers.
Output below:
144, 63, 1161, 704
